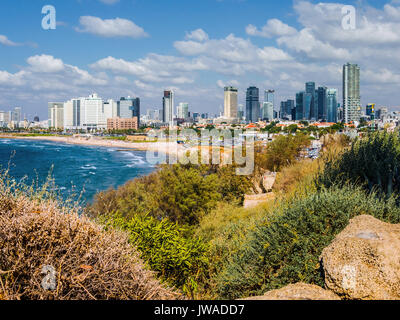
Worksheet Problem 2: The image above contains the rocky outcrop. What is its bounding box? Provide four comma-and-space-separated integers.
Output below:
243, 283, 340, 300
320, 215, 400, 300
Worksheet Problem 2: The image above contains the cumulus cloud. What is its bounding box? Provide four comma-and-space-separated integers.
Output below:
76, 16, 148, 38
185, 29, 209, 42
246, 19, 297, 38
27, 55, 65, 73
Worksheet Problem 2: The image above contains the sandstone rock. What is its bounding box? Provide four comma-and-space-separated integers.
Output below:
243, 283, 340, 300
320, 215, 400, 300
263, 171, 277, 192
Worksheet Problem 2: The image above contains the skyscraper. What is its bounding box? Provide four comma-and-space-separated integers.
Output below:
118, 96, 140, 126
48, 102, 64, 129
177, 102, 189, 119
224, 86, 238, 119
296, 92, 305, 121
261, 102, 274, 121
366, 103, 375, 119
280, 100, 295, 120
305, 82, 317, 120
163, 90, 174, 124
246, 86, 260, 123
326, 89, 338, 123
317, 86, 327, 121
343, 63, 361, 123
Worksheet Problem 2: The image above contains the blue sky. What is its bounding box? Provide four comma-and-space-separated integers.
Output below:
1, 0, 399, 119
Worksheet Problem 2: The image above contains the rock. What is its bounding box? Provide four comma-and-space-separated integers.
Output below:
242, 283, 340, 300
263, 171, 277, 192
320, 215, 400, 300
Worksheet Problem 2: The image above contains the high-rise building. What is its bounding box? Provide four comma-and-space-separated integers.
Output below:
237, 104, 244, 120
295, 92, 305, 121
264, 90, 275, 108
326, 89, 338, 123
366, 103, 375, 119
317, 86, 327, 121
48, 102, 64, 129
118, 96, 140, 126
224, 87, 238, 119
163, 90, 174, 124
261, 102, 274, 121
177, 102, 189, 119
13, 107, 22, 123
64, 93, 108, 131
343, 63, 361, 123
280, 100, 295, 120
305, 82, 317, 120
246, 86, 260, 123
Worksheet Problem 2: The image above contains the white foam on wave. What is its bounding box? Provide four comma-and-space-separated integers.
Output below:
80, 164, 97, 170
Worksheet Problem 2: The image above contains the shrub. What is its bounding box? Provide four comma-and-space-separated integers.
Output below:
89, 164, 251, 225
214, 186, 400, 299
319, 131, 400, 197
101, 213, 209, 298
255, 133, 311, 172
0, 175, 179, 300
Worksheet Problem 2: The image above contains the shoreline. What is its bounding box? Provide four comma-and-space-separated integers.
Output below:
0, 134, 186, 156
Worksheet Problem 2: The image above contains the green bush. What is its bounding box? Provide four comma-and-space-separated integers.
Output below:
90, 164, 251, 225
101, 213, 209, 298
215, 185, 400, 299
319, 131, 400, 197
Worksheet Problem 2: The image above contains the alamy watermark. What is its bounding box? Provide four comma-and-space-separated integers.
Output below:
42, 5, 56, 30
145, 129, 255, 176
342, 5, 356, 30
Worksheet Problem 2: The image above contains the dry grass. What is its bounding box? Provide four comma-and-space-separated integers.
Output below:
0, 175, 180, 300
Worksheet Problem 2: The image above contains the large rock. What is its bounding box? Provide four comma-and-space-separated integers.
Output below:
320, 215, 400, 300
243, 283, 340, 300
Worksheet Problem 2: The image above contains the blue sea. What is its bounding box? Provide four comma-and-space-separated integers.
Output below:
0, 138, 155, 203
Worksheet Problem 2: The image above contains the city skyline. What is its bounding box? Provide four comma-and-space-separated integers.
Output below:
1, 0, 400, 119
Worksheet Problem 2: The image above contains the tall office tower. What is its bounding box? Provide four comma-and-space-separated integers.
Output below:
317, 86, 328, 121
48, 102, 64, 129
343, 63, 361, 123
118, 96, 140, 125
366, 103, 375, 119
64, 98, 82, 130
264, 89, 275, 108
104, 99, 118, 120
305, 82, 317, 120
246, 86, 260, 123
261, 102, 274, 121
83, 93, 106, 131
326, 89, 338, 123
224, 86, 238, 119
177, 102, 189, 119
13, 107, 22, 122
296, 92, 305, 121
280, 100, 295, 120
237, 104, 244, 120
163, 90, 174, 124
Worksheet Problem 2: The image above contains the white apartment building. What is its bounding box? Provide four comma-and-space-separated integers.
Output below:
48, 102, 64, 129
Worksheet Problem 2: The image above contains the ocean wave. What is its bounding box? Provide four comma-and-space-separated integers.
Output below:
80, 165, 97, 170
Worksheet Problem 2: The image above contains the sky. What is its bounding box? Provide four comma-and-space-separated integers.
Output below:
1, 0, 400, 120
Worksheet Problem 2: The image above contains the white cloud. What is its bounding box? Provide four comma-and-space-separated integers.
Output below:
246, 19, 297, 38
185, 29, 209, 42
27, 55, 65, 73
0, 35, 19, 46
76, 16, 148, 38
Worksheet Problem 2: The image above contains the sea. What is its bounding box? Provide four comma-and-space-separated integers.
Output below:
0, 138, 155, 203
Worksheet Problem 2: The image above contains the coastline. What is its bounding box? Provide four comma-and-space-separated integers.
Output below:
0, 134, 186, 156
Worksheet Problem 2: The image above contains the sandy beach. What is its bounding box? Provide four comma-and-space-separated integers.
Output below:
0, 134, 187, 156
